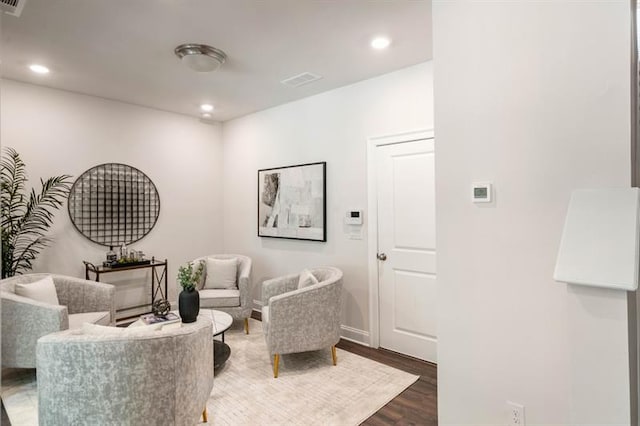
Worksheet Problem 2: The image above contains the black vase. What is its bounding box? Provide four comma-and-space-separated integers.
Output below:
178, 288, 200, 323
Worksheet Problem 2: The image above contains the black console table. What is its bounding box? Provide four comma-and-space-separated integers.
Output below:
83, 258, 168, 316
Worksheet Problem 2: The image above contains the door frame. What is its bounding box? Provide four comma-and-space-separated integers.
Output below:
366, 128, 435, 348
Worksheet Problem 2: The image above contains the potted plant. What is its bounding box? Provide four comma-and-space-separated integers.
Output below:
177, 261, 204, 323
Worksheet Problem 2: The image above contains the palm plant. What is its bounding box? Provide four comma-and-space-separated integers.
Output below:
1, 148, 72, 278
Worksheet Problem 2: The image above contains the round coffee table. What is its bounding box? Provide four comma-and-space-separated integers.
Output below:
199, 309, 233, 369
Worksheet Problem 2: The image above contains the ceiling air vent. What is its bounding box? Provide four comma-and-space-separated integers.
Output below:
0, 0, 26, 17
280, 72, 322, 88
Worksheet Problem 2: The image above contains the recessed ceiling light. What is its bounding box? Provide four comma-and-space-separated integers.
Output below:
202, 113, 212, 119
29, 64, 50, 74
370, 36, 391, 50
200, 104, 214, 112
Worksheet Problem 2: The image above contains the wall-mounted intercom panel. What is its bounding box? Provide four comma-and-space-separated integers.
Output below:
345, 210, 363, 225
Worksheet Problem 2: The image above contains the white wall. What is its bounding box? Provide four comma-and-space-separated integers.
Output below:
222, 62, 434, 339
433, 1, 632, 424
1, 80, 224, 308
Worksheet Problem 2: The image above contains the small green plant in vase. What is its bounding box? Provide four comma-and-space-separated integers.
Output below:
177, 261, 204, 323
178, 262, 204, 291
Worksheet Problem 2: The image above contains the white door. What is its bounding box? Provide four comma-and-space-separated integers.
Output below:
376, 137, 437, 362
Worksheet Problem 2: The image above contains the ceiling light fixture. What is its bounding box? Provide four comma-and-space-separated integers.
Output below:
29, 64, 50, 74
200, 104, 214, 112
370, 36, 391, 50
202, 113, 212, 119
175, 44, 227, 72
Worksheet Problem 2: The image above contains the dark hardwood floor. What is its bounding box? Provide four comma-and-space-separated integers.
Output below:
2, 313, 437, 426
337, 339, 438, 425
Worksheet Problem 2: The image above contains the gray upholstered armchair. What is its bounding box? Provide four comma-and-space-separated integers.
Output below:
261, 266, 343, 378
37, 317, 213, 425
192, 254, 253, 334
0, 273, 115, 368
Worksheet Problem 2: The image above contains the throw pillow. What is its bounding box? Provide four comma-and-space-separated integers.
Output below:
192, 260, 206, 290
15, 275, 59, 305
298, 269, 319, 290
204, 257, 238, 289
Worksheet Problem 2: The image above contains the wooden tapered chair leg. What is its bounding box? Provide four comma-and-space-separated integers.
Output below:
331, 345, 337, 366
273, 354, 280, 378
244, 317, 249, 334
202, 407, 208, 423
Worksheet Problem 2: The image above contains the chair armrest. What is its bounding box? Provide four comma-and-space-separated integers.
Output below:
1, 292, 68, 368
262, 273, 299, 307
237, 257, 253, 308
54, 275, 115, 324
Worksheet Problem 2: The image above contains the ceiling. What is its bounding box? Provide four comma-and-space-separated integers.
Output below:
1, 0, 432, 122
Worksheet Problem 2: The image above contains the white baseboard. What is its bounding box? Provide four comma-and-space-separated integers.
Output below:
340, 325, 370, 347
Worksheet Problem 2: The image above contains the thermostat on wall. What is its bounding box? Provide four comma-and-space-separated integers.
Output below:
472, 182, 492, 203
345, 210, 363, 225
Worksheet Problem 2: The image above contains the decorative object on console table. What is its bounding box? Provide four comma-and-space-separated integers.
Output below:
108, 259, 151, 268
178, 261, 204, 323
258, 162, 326, 241
0, 147, 72, 278
106, 246, 117, 263
103, 248, 149, 268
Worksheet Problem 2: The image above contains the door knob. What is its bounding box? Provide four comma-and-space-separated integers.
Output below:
377, 253, 387, 261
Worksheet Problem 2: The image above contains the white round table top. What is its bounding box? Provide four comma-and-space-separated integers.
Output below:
199, 309, 233, 336
128, 309, 233, 336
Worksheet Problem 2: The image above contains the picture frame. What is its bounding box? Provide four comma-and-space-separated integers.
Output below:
258, 162, 326, 241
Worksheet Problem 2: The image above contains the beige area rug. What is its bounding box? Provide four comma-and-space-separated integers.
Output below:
2, 318, 418, 425
209, 319, 418, 425
1, 368, 37, 426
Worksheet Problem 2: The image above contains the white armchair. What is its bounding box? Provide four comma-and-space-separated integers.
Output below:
191, 254, 253, 333
1, 273, 115, 368
261, 267, 343, 378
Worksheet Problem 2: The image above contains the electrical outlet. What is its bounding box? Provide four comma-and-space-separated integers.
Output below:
507, 401, 525, 426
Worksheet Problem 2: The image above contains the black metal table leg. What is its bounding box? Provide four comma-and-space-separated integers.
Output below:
213, 340, 231, 369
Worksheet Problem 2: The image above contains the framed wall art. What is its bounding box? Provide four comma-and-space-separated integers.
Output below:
258, 162, 326, 241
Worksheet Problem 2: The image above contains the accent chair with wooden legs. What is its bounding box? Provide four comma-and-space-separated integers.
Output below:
36, 317, 214, 425
261, 267, 343, 378
192, 254, 253, 334
1, 273, 116, 369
